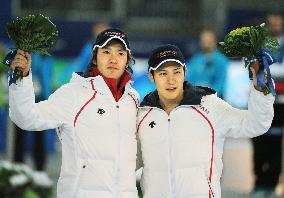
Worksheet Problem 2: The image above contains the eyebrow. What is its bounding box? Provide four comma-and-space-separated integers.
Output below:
158, 66, 182, 72
102, 46, 126, 51
174, 67, 182, 71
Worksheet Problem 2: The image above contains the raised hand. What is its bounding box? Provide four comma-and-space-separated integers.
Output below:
11, 49, 31, 77
250, 63, 268, 92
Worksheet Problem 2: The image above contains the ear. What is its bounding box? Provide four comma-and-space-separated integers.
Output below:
183, 66, 187, 77
92, 54, 97, 65
147, 72, 155, 83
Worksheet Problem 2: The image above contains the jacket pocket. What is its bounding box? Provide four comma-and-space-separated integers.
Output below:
175, 166, 214, 197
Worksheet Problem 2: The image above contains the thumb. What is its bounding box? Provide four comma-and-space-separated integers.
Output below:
250, 67, 258, 89
25, 52, 32, 65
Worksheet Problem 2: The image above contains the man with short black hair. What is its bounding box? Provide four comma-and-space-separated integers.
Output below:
136, 44, 275, 198
9, 28, 140, 198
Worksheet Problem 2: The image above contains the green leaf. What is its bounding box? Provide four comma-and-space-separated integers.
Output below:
5, 14, 59, 79
218, 23, 279, 58
6, 14, 58, 54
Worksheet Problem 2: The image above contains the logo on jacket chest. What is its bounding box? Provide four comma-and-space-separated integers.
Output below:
97, 108, 106, 115
149, 121, 156, 128
199, 104, 210, 114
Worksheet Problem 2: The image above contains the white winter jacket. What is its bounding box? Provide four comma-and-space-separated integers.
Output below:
137, 83, 274, 198
9, 72, 140, 198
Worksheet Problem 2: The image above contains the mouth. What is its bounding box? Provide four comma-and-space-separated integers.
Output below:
106, 66, 119, 70
166, 87, 177, 92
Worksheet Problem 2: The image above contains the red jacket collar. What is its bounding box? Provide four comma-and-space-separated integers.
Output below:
89, 67, 132, 102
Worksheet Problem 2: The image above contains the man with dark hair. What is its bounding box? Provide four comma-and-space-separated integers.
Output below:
9, 28, 140, 198
136, 44, 274, 198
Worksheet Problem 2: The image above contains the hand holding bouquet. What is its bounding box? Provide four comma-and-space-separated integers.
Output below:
218, 23, 279, 95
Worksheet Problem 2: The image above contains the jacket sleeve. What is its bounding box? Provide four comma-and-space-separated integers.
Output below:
214, 85, 275, 138
9, 73, 75, 131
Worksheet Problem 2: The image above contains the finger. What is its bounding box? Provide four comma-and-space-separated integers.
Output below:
12, 62, 27, 69
14, 55, 28, 63
18, 49, 25, 56
11, 57, 28, 70
12, 59, 28, 69
250, 67, 256, 78
11, 63, 25, 71
250, 67, 257, 87
251, 60, 259, 74
14, 51, 28, 60
11, 58, 24, 65
25, 52, 31, 64
264, 71, 268, 84
17, 67, 26, 73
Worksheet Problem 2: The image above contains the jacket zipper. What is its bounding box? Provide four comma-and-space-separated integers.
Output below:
140, 107, 175, 196
207, 177, 215, 197
167, 116, 175, 197
115, 103, 121, 197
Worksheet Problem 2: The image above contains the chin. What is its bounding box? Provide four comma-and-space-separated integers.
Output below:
105, 73, 117, 79
168, 92, 183, 101
165, 95, 178, 101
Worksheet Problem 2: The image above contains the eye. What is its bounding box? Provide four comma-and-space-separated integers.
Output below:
174, 70, 181, 74
159, 72, 167, 76
119, 52, 126, 56
102, 50, 110, 54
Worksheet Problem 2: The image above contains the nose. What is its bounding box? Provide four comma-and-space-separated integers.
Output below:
167, 74, 176, 84
109, 53, 118, 64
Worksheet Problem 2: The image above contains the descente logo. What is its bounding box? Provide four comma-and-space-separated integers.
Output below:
149, 121, 156, 128
97, 108, 106, 115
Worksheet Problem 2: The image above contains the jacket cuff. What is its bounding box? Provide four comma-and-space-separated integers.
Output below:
9, 69, 33, 89
250, 84, 275, 103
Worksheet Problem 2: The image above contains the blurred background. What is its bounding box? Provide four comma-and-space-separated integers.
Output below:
0, 0, 284, 197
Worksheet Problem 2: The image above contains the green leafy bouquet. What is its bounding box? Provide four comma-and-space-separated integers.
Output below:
0, 161, 53, 198
3, 14, 58, 80
218, 23, 279, 95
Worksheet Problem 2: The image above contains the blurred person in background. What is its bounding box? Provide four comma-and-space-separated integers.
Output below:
73, 21, 110, 72
185, 30, 229, 98
136, 44, 274, 198
13, 54, 54, 171
252, 12, 284, 198
9, 28, 140, 198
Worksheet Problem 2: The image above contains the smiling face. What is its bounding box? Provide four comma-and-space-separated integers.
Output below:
149, 61, 185, 107
96, 41, 128, 81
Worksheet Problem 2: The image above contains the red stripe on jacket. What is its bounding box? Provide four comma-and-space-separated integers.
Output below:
74, 80, 97, 127
191, 106, 215, 198
136, 108, 153, 133
128, 93, 138, 109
